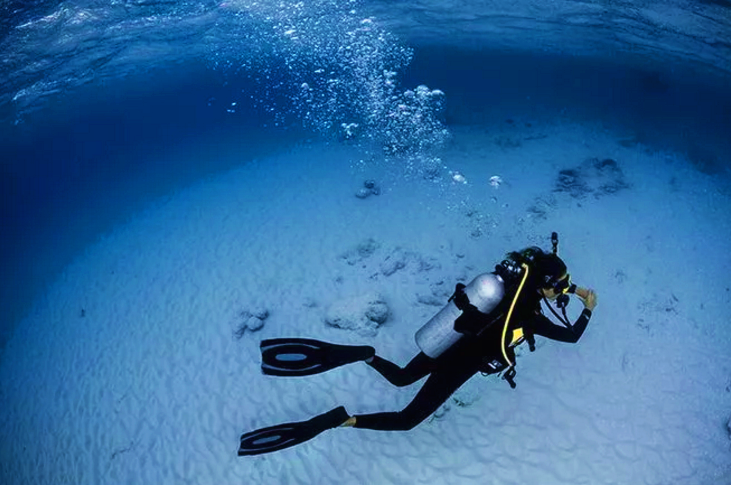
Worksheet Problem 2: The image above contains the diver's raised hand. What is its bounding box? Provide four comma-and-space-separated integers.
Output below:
578, 288, 597, 311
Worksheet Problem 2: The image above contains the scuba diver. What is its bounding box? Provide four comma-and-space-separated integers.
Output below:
238, 233, 597, 456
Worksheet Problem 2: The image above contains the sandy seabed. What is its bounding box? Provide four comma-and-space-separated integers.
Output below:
1, 118, 730, 484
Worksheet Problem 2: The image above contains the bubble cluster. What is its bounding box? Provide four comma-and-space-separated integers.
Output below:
211, 0, 449, 160
377, 84, 449, 156
3, 0, 450, 163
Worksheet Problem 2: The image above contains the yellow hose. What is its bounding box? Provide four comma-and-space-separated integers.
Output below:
501, 263, 530, 368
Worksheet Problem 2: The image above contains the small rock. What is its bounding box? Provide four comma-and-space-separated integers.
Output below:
325, 292, 390, 336
355, 188, 371, 199
357, 238, 379, 258
233, 308, 270, 339
355, 180, 381, 199
554, 158, 630, 199
365, 302, 389, 325
555, 168, 588, 198
380, 248, 409, 276
245, 315, 265, 332
340, 238, 380, 265
252, 308, 269, 320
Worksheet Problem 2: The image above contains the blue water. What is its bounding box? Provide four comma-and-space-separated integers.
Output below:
2, 3, 731, 483
1, 0, 730, 349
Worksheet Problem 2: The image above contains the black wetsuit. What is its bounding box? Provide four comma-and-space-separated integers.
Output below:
353, 290, 593, 431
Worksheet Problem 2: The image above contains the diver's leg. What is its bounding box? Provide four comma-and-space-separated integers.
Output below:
366, 352, 435, 387
353, 363, 479, 431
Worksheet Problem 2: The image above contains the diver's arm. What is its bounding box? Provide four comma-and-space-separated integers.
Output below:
531, 309, 592, 343
531, 288, 596, 343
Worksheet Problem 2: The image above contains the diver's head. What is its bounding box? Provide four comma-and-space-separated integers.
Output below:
501, 246, 570, 297
539, 273, 571, 300
533, 252, 570, 300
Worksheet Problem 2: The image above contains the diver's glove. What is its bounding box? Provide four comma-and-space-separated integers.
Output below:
450, 283, 470, 311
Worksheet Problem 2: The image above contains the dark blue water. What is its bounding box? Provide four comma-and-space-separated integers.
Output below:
403, 47, 731, 165
0, 64, 297, 343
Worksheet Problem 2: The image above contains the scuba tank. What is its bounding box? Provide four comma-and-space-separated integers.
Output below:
414, 232, 572, 368
415, 273, 505, 358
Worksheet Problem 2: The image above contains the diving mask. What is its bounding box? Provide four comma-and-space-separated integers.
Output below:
552, 274, 575, 309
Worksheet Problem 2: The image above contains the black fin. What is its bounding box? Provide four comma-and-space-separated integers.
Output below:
260, 338, 375, 377
238, 406, 349, 456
